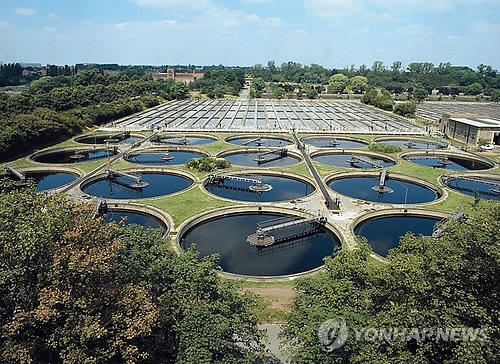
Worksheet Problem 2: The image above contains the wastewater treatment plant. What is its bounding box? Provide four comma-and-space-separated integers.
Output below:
2, 99, 500, 277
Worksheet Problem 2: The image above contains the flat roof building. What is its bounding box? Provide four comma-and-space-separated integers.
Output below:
441, 113, 500, 145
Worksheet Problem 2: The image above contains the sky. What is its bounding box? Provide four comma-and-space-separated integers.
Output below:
0, 0, 499, 70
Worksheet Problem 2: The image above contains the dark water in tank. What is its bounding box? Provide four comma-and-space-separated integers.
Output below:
34, 150, 116, 164
7, 172, 77, 191
31, 172, 77, 191
225, 151, 300, 167
405, 155, 491, 170
103, 210, 167, 232
445, 178, 500, 200
228, 137, 291, 147
312, 153, 395, 169
328, 176, 438, 204
304, 139, 367, 148
77, 135, 142, 144
355, 215, 441, 257
126, 151, 204, 165
181, 213, 340, 276
82, 173, 193, 199
205, 175, 314, 202
154, 136, 215, 145
380, 139, 443, 150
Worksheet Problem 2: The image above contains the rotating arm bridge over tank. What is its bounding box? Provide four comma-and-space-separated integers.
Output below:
346, 155, 383, 168
253, 148, 288, 165
442, 175, 500, 196
372, 169, 393, 193
70, 146, 118, 160
106, 169, 149, 189
247, 215, 327, 247
207, 173, 272, 193
432, 211, 468, 238
4, 166, 26, 182
104, 131, 130, 143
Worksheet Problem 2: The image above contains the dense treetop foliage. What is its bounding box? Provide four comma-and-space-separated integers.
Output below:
282, 202, 500, 363
0, 183, 265, 363
190, 69, 245, 98
0, 67, 189, 161
248, 61, 499, 95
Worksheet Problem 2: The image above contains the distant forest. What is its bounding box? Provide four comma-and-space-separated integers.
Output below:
0, 68, 189, 160
247, 61, 499, 95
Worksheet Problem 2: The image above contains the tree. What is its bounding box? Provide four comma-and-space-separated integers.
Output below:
490, 89, 500, 103
413, 88, 428, 103
171, 81, 189, 100
305, 86, 318, 99
328, 74, 349, 94
349, 76, 368, 94
374, 89, 394, 111
394, 101, 417, 117
282, 202, 500, 364
465, 82, 484, 96
0, 187, 264, 363
272, 86, 285, 99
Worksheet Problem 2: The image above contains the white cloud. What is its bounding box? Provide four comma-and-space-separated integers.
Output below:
44, 26, 57, 32
132, 0, 212, 8
264, 17, 281, 25
473, 21, 500, 34
304, 0, 363, 17
15, 8, 36, 16
397, 24, 434, 38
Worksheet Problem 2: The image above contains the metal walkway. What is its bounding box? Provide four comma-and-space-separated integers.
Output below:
347, 155, 383, 168
432, 211, 467, 238
4, 166, 26, 181
247, 215, 327, 246
253, 149, 288, 165
292, 133, 340, 210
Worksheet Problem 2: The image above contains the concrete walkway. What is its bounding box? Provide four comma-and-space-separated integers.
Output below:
259, 324, 290, 363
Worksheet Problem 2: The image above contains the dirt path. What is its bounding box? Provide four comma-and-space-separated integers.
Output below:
244, 286, 295, 312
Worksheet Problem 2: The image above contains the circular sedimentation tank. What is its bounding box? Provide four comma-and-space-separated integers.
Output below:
102, 208, 169, 234
2, 168, 80, 191
303, 136, 368, 149
373, 137, 447, 150
151, 134, 216, 145
402, 152, 494, 170
179, 209, 342, 277
124, 149, 207, 165
311, 150, 396, 169
219, 149, 301, 168
75, 133, 143, 145
81, 170, 194, 199
31, 147, 118, 164
204, 172, 315, 202
225, 135, 292, 147
442, 174, 500, 200
353, 210, 448, 257
327, 172, 442, 204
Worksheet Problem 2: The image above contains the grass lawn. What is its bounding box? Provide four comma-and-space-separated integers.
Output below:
313, 161, 346, 178
389, 160, 444, 184
273, 161, 312, 178
140, 185, 241, 226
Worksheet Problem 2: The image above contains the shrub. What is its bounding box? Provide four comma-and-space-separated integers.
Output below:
368, 143, 402, 154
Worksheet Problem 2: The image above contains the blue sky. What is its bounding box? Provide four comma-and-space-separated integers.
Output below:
0, 0, 499, 69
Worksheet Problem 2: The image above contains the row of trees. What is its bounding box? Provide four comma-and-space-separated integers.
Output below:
283, 202, 500, 363
0, 184, 265, 363
0, 68, 189, 160
248, 61, 500, 96
189, 69, 245, 98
